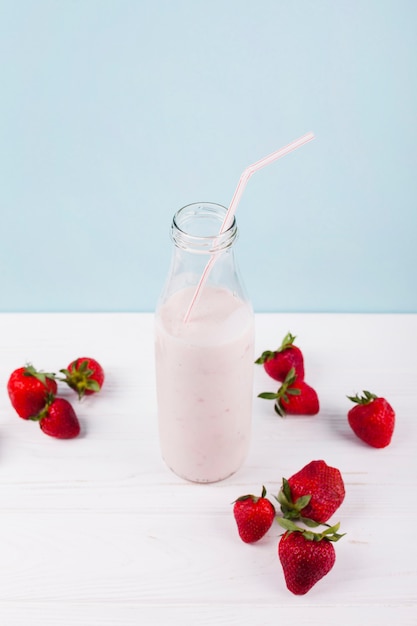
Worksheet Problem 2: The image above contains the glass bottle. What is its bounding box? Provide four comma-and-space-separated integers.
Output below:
154, 202, 254, 483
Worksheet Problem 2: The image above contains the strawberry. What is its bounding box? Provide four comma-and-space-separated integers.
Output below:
7, 365, 58, 419
347, 390, 395, 448
277, 460, 345, 524
36, 397, 81, 439
233, 486, 276, 543
278, 519, 344, 595
60, 357, 104, 399
255, 332, 305, 382
258, 368, 319, 416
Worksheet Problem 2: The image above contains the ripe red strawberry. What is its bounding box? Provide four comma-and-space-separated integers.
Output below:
347, 390, 395, 448
37, 397, 81, 439
233, 486, 276, 543
7, 365, 58, 419
277, 460, 345, 524
60, 357, 104, 399
278, 520, 344, 595
258, 368, 319, 416
255, 332, 305, 382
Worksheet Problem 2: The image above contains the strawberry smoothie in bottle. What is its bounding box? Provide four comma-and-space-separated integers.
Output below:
155, 203, 254, 483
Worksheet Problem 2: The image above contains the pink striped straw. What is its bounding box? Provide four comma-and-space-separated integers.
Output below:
183, 131, 315, 322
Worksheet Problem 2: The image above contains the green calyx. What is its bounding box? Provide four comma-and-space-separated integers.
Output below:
276, 478, 317, 525
28, 391, 56, 422
258, 367, 300, 417
59, 360, 100, 399
255, 332, 296, 364
233, 485, 268, 504
277, 517, 345, 542
347, 390, 378, 405
24, 364, 56, 387
278, 332, 297, 352
255, 350, 276, 365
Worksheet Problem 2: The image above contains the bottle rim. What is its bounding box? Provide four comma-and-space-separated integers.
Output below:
171, 202, 237, 253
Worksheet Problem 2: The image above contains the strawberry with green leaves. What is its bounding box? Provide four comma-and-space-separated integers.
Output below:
255, 332, 305, 382
277, 460, 345, 524
347, 390, 395, 448
7, 365, 58, 419
258, 368, 319, 416
233, 486, 276, 543
34, 397, 81, 439
278, 518, 344, 595
60, 357, 105, 399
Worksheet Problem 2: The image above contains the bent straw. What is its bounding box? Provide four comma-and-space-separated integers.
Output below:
183, 131, 315, 323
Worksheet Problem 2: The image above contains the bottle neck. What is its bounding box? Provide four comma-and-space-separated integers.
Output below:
171, 202, 237, 254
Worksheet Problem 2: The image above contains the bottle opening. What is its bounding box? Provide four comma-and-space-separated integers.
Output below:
171, 202, 237, 253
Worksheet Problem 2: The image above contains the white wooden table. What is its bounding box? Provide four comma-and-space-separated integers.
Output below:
0, 312, 416, 625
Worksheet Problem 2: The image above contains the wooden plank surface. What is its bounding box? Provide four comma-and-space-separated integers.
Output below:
0, 313, 415, 625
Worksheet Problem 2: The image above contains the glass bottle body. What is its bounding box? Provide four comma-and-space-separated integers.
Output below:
154, 202, 254, 483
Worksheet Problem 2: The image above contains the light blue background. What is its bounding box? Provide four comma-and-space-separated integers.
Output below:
1, 0, 416, 313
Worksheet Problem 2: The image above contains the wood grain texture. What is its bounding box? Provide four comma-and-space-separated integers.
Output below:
0, 313, 416, 625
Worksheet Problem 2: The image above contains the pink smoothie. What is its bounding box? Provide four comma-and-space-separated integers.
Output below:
155, 285, 254, 483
